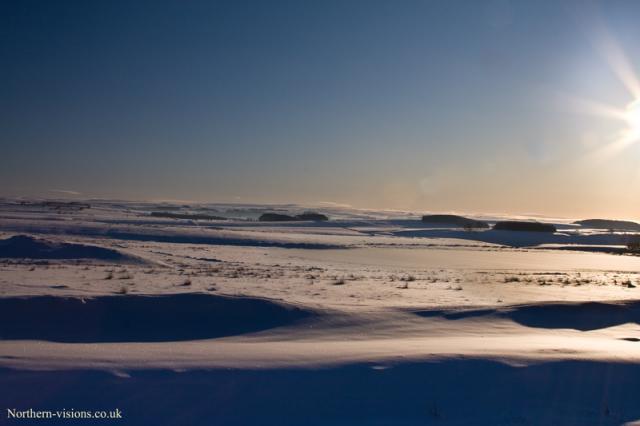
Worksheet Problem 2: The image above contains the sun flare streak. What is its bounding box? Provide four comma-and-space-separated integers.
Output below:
571, 28, 640, 160
624, 98, 640, 141
564, 95, 627, 121
572, 95, 640, 163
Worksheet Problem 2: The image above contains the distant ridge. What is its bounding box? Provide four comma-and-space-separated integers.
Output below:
259, 212, 329, 222
150, 211, 227, 221
574, 219, 640, 232
493, 221, 556, 233
421, 214, 489, 229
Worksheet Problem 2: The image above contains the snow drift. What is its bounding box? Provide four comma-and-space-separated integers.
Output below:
0, 235, 130, 262
0, 293, 316, 343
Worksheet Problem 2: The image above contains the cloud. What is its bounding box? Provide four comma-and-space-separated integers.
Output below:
317, 201, 352, 208
49, 189, 82, 196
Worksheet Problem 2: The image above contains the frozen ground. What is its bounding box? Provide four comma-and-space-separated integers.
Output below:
0, 199, 639, 425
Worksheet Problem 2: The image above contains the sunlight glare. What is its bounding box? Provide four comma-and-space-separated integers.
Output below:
624, 98, 640, 140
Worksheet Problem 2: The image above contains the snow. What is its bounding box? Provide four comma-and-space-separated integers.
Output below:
1, 200, 640, 425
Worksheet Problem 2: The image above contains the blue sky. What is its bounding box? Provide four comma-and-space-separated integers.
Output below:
2, 0, 640, 218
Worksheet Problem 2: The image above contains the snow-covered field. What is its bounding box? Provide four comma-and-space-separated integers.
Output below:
1, 200, 639, 425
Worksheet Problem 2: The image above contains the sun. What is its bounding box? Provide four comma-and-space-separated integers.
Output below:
624, 98, 640, 140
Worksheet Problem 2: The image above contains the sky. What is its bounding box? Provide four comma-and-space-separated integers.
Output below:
2, 0, 640, 219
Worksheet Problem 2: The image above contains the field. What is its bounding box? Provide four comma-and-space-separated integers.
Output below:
1, 200, 639, 425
